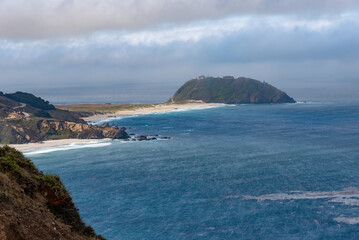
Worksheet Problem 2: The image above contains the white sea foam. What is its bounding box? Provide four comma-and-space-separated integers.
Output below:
162, 104, 228, 113
329, 197, 359, 206
242, 188, 359, 203
24, 141, 112, 156
242, 188, 359, 224
292, 101, 332, 105
334, 217, 359, 225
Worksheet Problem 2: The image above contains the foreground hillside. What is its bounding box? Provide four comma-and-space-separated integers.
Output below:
0, 92, 129, 144
171, 76, 295, 104
0, 146, 105, 239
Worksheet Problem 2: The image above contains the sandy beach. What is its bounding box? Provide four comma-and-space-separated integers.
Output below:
83, 102, 223, 122
4, 138, 112, 152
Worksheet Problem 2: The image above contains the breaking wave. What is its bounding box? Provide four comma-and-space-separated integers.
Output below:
24, 141, 112, 156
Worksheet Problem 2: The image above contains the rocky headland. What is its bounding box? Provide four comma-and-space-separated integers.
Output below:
170, 76, 295, 104
0, 92, 129, 144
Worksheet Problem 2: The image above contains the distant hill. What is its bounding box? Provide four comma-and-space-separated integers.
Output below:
171, 76, 295, 104
2, 91, 56, 110
0, 92, 83, 122
0, 145, 105, 239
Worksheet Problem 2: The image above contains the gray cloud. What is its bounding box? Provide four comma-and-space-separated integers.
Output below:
2, 14, 358, 66
1, 14, 359, 102
1, 0, 359, 38
1, 2, 359, 102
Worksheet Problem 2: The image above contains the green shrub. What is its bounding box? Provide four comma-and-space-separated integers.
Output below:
0, 155, 22, 176
34, 173, 68, 194
0, 145, 37, 173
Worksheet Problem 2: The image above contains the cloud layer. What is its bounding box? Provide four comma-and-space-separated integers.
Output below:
1, 0, 359, 38
1, 13, 358, 65
1, 1, 359, 102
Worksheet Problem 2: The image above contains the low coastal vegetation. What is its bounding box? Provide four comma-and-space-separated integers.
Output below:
0, 145, 105, 239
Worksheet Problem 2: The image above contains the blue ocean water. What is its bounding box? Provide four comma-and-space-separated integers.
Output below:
27, 103, 359, 239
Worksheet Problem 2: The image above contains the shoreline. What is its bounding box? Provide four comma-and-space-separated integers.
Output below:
82, 102, 223, 122
4, 138, 112, 152
3, 103, 223, 152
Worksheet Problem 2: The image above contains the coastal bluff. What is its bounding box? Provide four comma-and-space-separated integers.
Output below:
171, 76, 295, 104
0, 146, 105, 239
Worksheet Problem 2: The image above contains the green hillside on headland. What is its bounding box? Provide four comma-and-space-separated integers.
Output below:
171, 76, 295, 104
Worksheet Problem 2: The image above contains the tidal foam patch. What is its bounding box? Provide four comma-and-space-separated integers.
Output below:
242, 188, 359, 225
334, 217, 359, 225
243, 188, 359, 204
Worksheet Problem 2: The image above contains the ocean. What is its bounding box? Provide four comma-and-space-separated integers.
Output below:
26, 102, 359, 239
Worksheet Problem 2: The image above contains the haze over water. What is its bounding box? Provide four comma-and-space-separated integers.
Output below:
27, 103, 359, 239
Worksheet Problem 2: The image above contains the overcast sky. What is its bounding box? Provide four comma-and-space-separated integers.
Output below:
1, 0, 359, 102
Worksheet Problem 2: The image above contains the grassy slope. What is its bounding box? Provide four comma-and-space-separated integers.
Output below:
0, 146, 105, 239
0, 96, 21, 108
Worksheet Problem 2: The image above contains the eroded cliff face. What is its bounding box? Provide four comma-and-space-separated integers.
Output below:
0, 119, 129, 144
39, 120, 129, 140
0, 146, 106, 240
